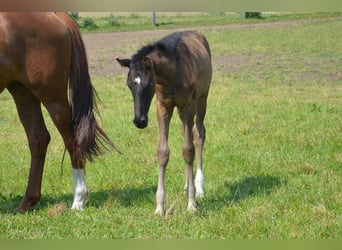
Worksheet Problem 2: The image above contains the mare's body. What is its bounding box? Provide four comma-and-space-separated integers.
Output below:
0, 12, 112, 212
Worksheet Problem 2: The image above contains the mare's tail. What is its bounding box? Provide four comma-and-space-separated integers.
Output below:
56, 12, 119, 164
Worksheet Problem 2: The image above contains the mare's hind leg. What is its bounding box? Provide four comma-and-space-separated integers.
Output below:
193, 95, 208, 197
41, 94, 88, 210
7, 83, 51, 212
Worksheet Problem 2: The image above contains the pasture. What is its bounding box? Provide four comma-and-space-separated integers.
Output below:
0, 14, 341, 239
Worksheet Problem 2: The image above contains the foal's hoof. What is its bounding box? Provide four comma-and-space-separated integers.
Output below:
187, 201, 197, 213
196, 190, 204, 198
154, 206, 164, 216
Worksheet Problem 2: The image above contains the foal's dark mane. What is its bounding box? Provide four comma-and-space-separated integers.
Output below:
132, 31, 186, 63
132, 45, 155, 62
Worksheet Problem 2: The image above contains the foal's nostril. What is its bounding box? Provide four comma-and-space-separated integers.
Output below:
140, 117, 147, 126
133, 116, 148, 129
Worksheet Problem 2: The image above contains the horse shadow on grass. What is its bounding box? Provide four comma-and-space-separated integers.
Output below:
0, 185, 156, 214
197, 175, 284, 213
1, 176, 283, 214
87, 185, 156, 208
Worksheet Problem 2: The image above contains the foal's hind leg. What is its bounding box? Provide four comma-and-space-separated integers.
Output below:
193, 95, 208, 197
179, 105, 196, 212
7, 83, 51, 212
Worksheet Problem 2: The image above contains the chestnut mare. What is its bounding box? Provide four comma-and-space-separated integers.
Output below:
0, 12, 113, 212
117, 31, 212, 215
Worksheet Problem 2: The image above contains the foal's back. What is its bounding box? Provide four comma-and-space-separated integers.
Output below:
153, 31, 212, 106
175, 31, 211, 92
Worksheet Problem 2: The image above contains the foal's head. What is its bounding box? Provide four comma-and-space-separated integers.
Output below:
116, 56, 155, 129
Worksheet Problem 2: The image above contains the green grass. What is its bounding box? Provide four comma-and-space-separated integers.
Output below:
0, 15, 342, 239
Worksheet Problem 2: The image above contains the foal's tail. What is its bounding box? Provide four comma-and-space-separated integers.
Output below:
56, 12, 119, 164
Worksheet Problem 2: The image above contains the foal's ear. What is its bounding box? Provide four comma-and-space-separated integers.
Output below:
143, 56, 153, 69
116, 58, 131, 68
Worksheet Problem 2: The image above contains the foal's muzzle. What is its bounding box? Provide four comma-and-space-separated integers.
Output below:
133, 115, 148, 129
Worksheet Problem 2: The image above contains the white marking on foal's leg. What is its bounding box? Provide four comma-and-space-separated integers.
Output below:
154, 166, 166, 216
154, 179, 166, 216
184, 181, 197, 211
71, 168, 88, 210
154, 190, 165, 216
188, 200, 197, 212
185, 164, 197, 212
195, 168, 204, 197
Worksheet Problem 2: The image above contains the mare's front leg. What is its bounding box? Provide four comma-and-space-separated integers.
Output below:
7, 83, 51, 212
155, 101, 173, 215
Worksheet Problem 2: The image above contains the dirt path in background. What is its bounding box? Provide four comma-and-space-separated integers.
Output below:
83, 29, 170, 77
82, 17, 342, 77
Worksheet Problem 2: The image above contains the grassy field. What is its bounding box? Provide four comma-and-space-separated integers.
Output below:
75, 12, 342, 33
0, 14, 342, 239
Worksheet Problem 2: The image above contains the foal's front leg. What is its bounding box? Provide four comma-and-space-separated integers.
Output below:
155, 102, 172, 215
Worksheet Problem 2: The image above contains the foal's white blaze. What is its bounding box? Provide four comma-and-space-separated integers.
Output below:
134, 76, 141, 85
71, 168, 88, 210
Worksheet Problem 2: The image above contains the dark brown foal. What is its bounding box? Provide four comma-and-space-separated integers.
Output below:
117, 30, 212, 215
